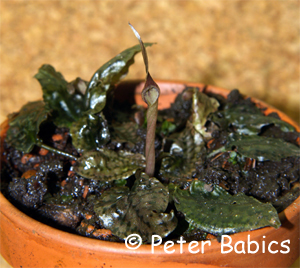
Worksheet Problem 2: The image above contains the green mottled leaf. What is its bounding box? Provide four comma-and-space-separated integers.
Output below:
227, 112, 294, 135
211, 106, 295, 135
6, 101, 49, 153
160, 154, 196, 186
162, 88, 218, 181
85, 43, 155, 114
159, 124, 204, 186
70, 113, 110, 152
173, 180, 281, 236
34, 64, 85, 127
226, 135, 300, 161
73, 149, 146, 181
110, 121, 141, 148
94, 172, 177, 242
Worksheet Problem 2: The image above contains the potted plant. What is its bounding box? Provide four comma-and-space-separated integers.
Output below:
0, 25, 299, 268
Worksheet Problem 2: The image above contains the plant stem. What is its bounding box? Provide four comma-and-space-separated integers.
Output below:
37, 142, 78, 160
143, 74, 160, 176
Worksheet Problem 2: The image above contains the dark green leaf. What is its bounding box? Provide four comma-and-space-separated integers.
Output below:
6, 101, 49, 153
226, 135, 300, 161
227, 111, 294, 135
110, 121, 141, 148
159, 124, 204, 186
34, 64, 85, 127
73, 149, 146, 181
94, 172, 177, 242
85, 43, 155, 114
211, 106, 295, 135
70, 113, 110, 152
173, 180, 281, 236
85, 86, 107, 115
160, 155, 196, 186
34, 64, 68, 92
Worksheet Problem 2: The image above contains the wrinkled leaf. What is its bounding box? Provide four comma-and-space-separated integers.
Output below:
226, 135, 300, 161
94, 172, 177, 242
227, 112, 294, 135
87, 43, 154, 90
34, 64, 68, 92
159, 124, 204, 186
70, 113, 110, 152
110, 121, 141, 148
160, 155, 195, 185
165, 88, 218, 177
34, 64, 85, 127
73, 149, 146, 181
211, 106, 295, 135
173, 180, 281, 236
85, 84, 107, 115
6, 101, 49, 153
85, 43, 155, 114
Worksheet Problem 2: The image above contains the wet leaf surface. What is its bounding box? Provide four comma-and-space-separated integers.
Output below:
94, 172, 177, 242
226, 135, 300, 161
211, 106, 295, 135
70, 44, 154, 150
35, 44, 153, 140
173, 180, 281, 236
73, 149, 146, 181
70, 113, 110, 152
85, 43, 154, 114
34, 64, 85, 127
6, 101, 49, 153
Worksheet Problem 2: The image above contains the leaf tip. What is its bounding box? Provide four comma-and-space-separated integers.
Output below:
129, 23, 149, 74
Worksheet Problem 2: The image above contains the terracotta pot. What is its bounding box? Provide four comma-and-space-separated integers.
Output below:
0, 80, 299, 268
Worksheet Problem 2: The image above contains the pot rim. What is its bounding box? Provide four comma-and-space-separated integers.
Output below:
1, 79, 299, 256
1, 191, 299, 255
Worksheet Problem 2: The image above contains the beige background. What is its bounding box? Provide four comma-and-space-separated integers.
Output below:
0, 0, 299, 267
1, 0, 299, 124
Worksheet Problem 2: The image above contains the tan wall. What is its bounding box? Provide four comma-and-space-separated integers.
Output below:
1, 0, 299, 124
